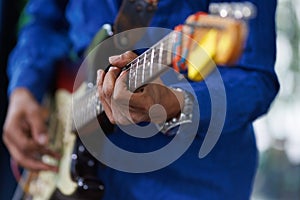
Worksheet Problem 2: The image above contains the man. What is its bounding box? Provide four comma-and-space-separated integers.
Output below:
3, 0, 279, 199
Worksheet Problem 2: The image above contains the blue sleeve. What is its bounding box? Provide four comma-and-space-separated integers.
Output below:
171, 0, 279, 134
7, 0, 71, 102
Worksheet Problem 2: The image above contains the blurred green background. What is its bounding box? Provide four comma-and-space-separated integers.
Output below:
252, 0, 300, 199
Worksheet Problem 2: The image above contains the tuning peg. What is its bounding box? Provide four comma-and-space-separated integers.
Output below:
209, 2, 256, 20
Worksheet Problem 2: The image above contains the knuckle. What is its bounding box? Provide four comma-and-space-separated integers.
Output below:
108, 115, 116, 124
98, 91, 105, 102
97, 83, 102, 92
119, 53, 125, 60
123, 51, 131, 58
124, 51, 136, 59
103, 82, 114, 98
105, 111, 115, 124
99, 96, 104, 104
120, 51, 134, 63
103, 88, 113, 98
110, 112, 118, 124
98, 88, 107, 101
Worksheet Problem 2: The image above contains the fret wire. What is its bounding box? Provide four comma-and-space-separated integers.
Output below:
150, 48, 155, 78
135, 58, 139, 89
159, 38, 169, 63
74, 86, 99, 130
123, 31, 174, 71
130, 57, 138, 68
128, 63, 132, 91
153, 46, 159, 65
165, 32, 176, 65
142, 52, 146, 84
127, 31, 174, 67
130, 63, 137, 91
166, 33, 174, 65
159, 42, 163, 70
154, 33, 171, 51
74, 31, 179, 130
154, 46, 160, 74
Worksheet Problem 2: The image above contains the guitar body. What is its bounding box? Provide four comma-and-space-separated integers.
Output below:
21, 84, 104, 200
16, 24, 111, 200
20, 89, 76, 199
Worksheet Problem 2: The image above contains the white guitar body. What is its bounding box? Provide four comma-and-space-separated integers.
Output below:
25, 86, 87, 199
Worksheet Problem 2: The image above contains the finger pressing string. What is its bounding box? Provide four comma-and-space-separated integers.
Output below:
109, 51, 137, 67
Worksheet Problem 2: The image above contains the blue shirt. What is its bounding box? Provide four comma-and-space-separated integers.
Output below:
7, 0, 279, 199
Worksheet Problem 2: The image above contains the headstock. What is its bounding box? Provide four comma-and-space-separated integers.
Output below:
177, 2, 256, 81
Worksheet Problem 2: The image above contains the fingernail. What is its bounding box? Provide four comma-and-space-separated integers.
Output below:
109, 55, 119, 64
38, 134, 47, 145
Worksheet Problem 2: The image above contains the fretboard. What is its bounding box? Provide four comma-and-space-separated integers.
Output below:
126, 32, 176, 91
73, 31, 177, 130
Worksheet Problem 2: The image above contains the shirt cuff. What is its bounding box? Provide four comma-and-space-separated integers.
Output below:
8, 66, 54, 102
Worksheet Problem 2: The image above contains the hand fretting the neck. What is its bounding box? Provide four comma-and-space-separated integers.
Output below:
73, 31, 177, 130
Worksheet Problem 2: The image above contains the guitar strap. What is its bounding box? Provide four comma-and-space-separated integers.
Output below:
115, 0, 158, 33
113, 0, 158, 48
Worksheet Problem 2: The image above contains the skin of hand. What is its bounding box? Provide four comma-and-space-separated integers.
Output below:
97, 51, 184, 125
3, 88, 59, 172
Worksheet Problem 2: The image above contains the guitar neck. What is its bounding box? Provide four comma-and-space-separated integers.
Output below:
126, 31, 176, 91
73, 31, 177, 131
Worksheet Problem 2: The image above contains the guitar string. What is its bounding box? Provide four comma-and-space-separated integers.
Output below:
73, 31, 178, 130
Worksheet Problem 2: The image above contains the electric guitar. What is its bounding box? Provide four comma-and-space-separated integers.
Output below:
14, 2, 255, 200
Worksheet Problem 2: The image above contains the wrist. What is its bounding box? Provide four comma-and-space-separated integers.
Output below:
10, 87, 35, 101
158, 87, 195, 135
164, 87, 185, 120
9, 88, 41, 112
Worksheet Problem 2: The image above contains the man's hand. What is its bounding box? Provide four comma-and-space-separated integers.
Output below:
97, 51, 184, 125
3, 88, 59, 172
